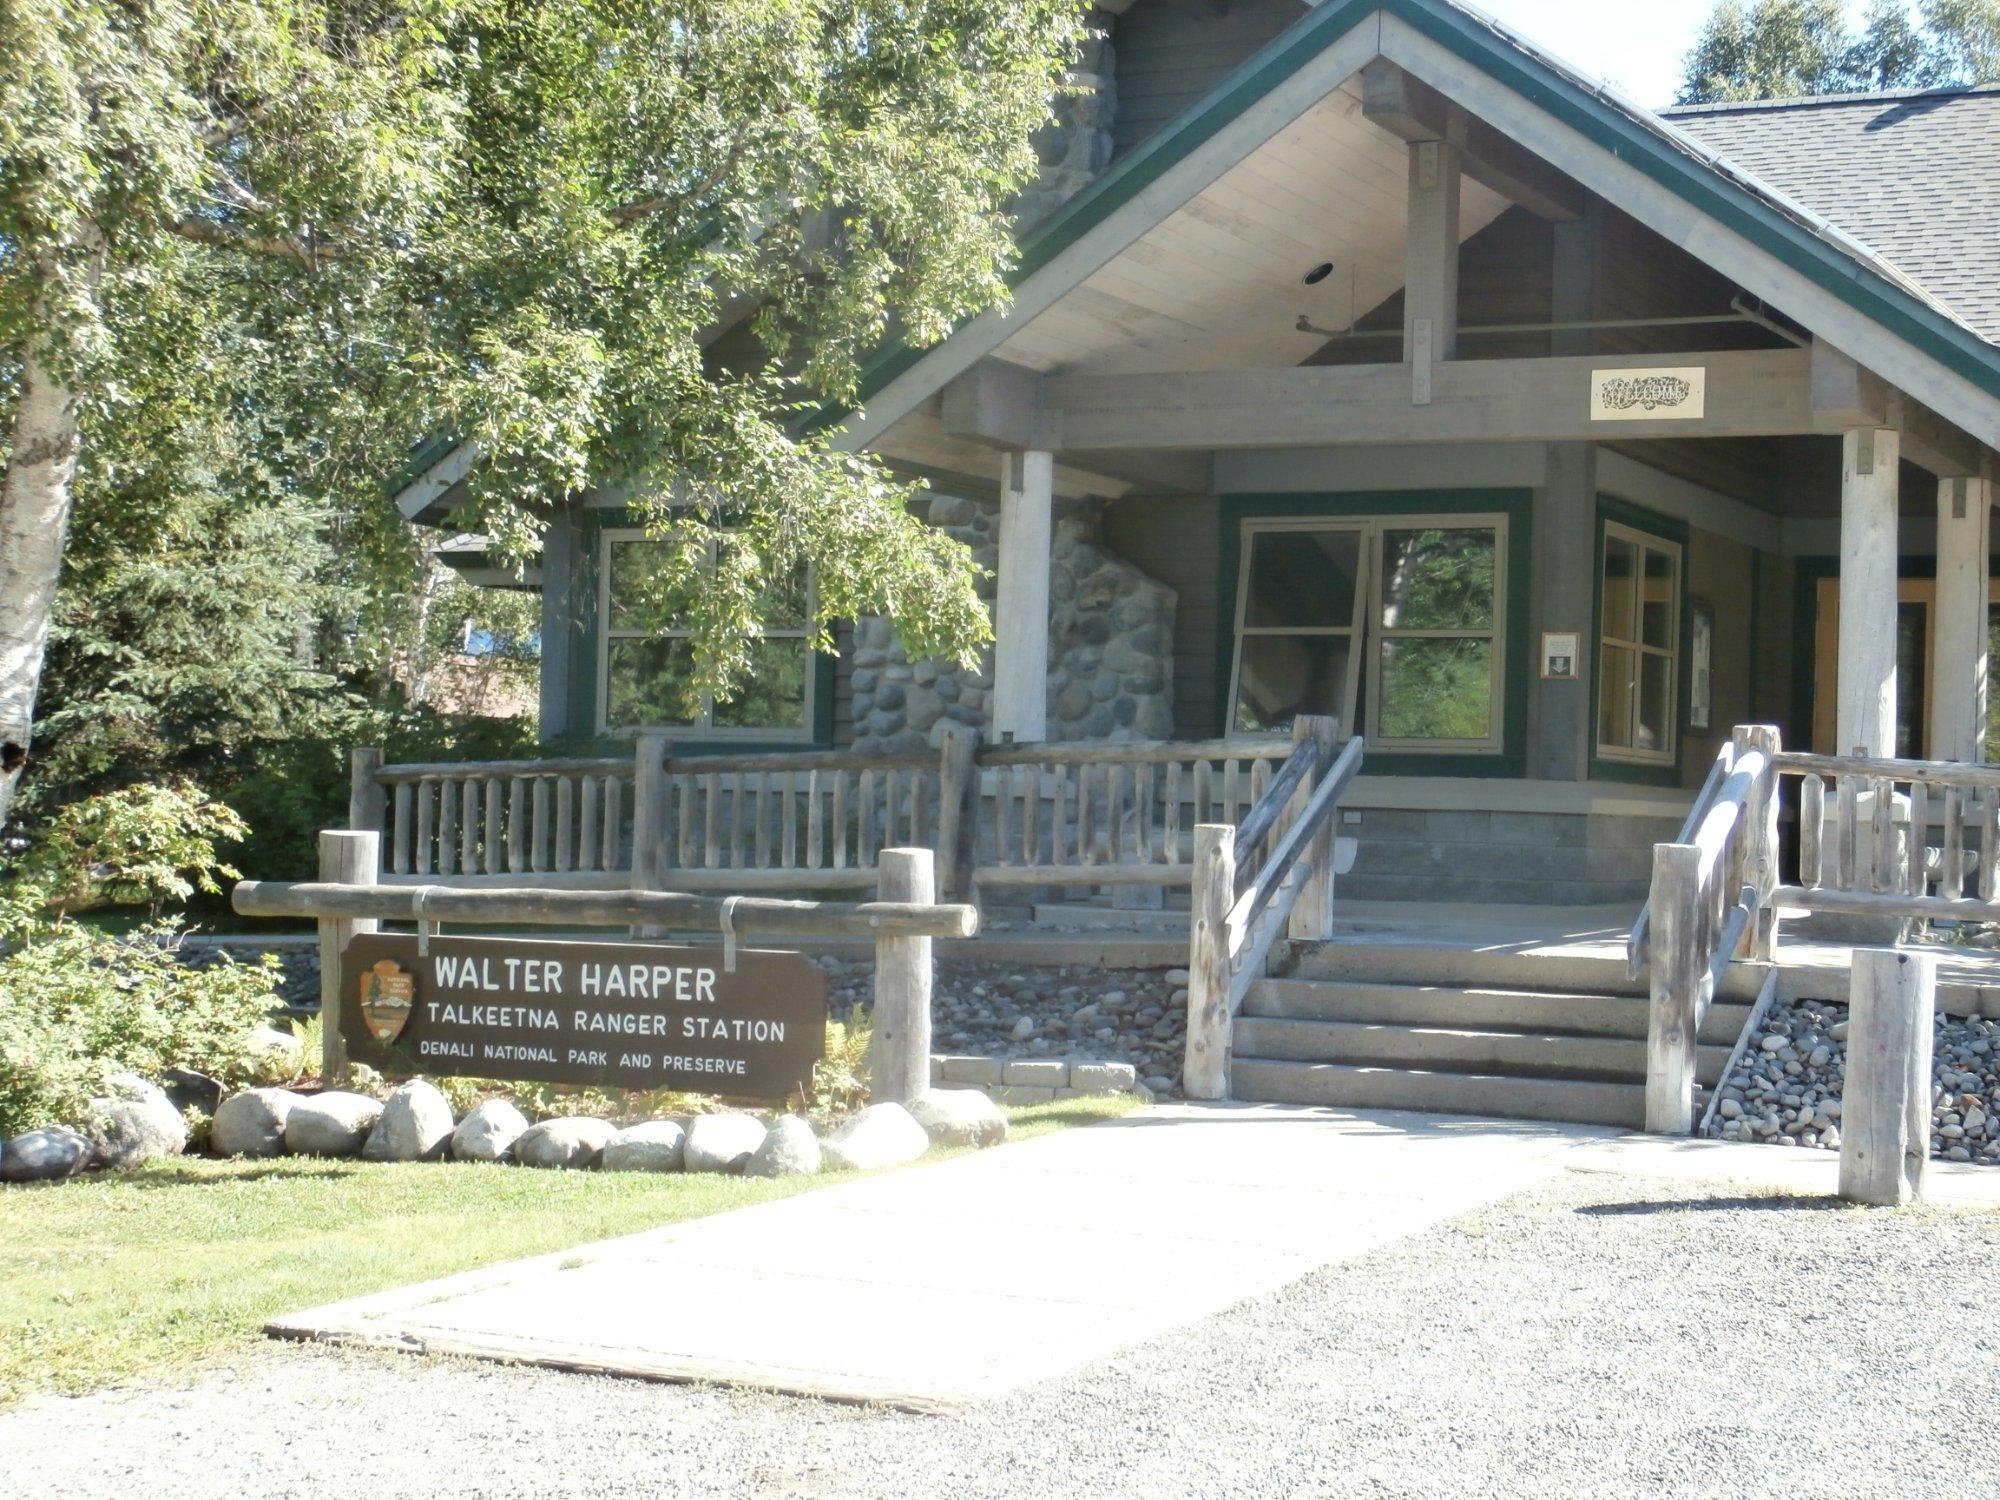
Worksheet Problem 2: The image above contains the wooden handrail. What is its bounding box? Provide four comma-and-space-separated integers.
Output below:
232, 879, 979, 939
975, 734, 1288, 768
1626, 742, 1733, 973
1229, 736, 1364, 934
1230, 738, 1321, 875
376, 755, 633, 782
1775, 748, 2000, 791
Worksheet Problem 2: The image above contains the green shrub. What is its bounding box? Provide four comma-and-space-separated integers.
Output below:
798, 1006, 873, 1122
0, 930, 282, 1137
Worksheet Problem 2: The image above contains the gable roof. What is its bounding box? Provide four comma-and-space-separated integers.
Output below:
833, 0, 2000, 456
1666, 85, 2000, 344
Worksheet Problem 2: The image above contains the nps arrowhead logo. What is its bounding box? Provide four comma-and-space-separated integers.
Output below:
358, 959, 416, 1044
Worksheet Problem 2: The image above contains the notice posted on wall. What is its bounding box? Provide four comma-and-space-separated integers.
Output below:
339, 932, 827, 1100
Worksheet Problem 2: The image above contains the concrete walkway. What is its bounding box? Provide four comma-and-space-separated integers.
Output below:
270, 1103, 1619, 1411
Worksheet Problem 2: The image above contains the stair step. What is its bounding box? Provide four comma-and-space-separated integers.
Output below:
1230, 1058, 1646, 1130
1287, 941, 1769, 1004
1231, 1017, 1734, 1083
1243, 979, 1751, 1047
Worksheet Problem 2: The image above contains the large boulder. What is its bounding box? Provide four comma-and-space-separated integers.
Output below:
907, 1088, 1009, 1149
601, 1120, 687, 1174
241, 1025, 304, 1084
823, 1103, 930, 1171
363, 1080, 455, 1162
451, 1099, 531, 1163
159, 1067, 223, 1117
1, 1126, 94, 1182
284, 1091, 383, 1157
513, 1116, 616, 1170
683, 1114, 768, 1174
84, 1076, 188, 1170
743, 1116, 822, 1178
210, 1087, 301, 1158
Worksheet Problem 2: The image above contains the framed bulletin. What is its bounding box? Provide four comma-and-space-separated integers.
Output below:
1541, 631, 1581, 682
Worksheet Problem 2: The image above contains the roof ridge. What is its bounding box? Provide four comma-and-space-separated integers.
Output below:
1663, 81, 2000, 116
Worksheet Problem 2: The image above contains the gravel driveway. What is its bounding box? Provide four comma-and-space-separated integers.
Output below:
8, 1169, 1996, 1499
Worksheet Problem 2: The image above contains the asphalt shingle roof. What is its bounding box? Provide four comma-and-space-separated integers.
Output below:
1664, 86, 2000, 344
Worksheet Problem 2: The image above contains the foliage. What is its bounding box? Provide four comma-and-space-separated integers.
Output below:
0, 929, 281, 1139
1680, 0, 2000, 102
2, 782, 246, 928
2, 0, 1089, 760
797, 1004, 874, 1122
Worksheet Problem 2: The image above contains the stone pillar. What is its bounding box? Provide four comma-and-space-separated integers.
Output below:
1838, 427, 1902, 758
993, 450, 1053, 742
1932, 475, 1991, 764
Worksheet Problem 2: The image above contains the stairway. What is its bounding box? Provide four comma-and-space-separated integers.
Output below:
1229, 941, 1763, 1130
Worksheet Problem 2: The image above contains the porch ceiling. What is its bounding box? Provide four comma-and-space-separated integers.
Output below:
988, 80, 1511, 380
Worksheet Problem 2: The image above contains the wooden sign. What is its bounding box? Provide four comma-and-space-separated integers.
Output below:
1589, 366, 1706, 422
338, 933, 826, 1100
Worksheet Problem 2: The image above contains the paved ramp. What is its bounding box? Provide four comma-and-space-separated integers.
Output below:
269, 1104, 1621, 1411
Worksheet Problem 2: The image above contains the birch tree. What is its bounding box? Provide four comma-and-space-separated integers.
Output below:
0, 0, 1086, 823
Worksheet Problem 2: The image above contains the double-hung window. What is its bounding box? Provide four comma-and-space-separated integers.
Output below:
1229, 514, 1507, 751
1596, 520, 1682, 764
598, 527, 814, 738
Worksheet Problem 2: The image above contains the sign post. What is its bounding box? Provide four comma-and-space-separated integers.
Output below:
870, 849, 935, 1104
317, 830, 379, 1086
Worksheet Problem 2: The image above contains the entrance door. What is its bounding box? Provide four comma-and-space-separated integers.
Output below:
1811, 577, 2000, 758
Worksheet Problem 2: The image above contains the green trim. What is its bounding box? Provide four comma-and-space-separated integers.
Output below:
1214, 490, 1534, 778
824, 0, 2000, 437
572, 509, 837, 752
387, 431, 463, 500
1587, 496, 1691, 788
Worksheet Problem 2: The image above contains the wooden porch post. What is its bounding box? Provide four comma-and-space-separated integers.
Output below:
1644, 842, 1705, 1135
1838, 427, 1902, 758
316, 830, 379, 1086
993, 449, 1053, 743
1402, 120, 1463, 403
348, 747, 386, 835
1183, 823, 1237, 1101
1931, 475, 1991, 766
630, 731, 669, 938
1840, 946, 1935, 1206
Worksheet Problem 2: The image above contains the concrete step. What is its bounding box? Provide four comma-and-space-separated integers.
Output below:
1230, 1058, 1647, 1130
1242, 978, 1752, 1047
1286, 941, 1769, 1004
1231, 1017, 1735, 1084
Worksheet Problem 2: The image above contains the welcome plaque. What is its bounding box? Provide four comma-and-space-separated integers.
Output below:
1588, 366, 1707, 422
338, 932, 826, 1100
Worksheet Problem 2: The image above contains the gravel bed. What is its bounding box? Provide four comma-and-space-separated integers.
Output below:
1705, 998, 2000, 1163
4, 1169, 1995, 1498
822, 956, 1187, 1094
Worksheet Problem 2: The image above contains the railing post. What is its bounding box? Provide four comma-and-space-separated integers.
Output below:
871, 848, 935, 1105
1840, 946, 1936, 1206
629, 732, 670, 938
934, 723, 980, 900
1289, 716, 1341, 942
1183, 824, 1238, 1101
1733, 724, 1782, 961
1644, 841, 1706, 1134
349, 748, 386, 837
316, 830, 379, 1087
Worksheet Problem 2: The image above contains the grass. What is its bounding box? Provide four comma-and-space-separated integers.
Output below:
0, 1095, 1142, 1408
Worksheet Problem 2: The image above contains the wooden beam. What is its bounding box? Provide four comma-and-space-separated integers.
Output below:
1813, 338, 1984, 476
1041, 348, 1839, 449
1362, 61, 1584, 222
1404, 131, 1462, 385
939, 359, 1052, 450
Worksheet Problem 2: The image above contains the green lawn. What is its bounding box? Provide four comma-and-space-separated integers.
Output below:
0, 1096, 1139, 1407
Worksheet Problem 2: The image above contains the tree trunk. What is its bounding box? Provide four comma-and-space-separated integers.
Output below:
0, 332, 86, 827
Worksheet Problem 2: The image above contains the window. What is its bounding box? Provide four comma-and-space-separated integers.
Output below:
1596, 521, 1682, 764
1228, 514, 1507, 751
598, 528, 814, 738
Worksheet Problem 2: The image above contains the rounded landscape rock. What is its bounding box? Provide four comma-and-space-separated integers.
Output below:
285, 1091, 384, 1157
451, 1099, 532, 1163
824, 1102, 930, 1171
210, 1087, 302, 1158
683, 1113, 768, 1173
1, 1126, 94, 1182
601, 1119, 687, 1173
84, 1076, 187, 1170
363, 1080, 455, 1162
908, 1088, 1009, 1148
743, 1116, 821, 1178
513, 1116, 617, 1170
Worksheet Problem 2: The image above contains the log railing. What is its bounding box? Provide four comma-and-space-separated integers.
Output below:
1778, 748, 2000, 922
1627, 724, 1780, 1135
968, 732, 1293, 890
1183, 718, 1362, 1100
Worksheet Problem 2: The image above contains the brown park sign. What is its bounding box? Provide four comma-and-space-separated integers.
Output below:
338, 932, 827, 1100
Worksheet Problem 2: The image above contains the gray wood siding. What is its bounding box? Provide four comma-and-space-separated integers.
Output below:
1102, 492, 1223, 738
1110, 0, 1305, 160
830, 620, 855, 747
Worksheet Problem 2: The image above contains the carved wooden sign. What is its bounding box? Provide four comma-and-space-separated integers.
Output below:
338, 932, 827, 1100
1589, 366, 1707, 422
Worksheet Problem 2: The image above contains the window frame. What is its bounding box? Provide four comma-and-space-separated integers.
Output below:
1224, 511, 1511, 754
595, 526, 818, 741
1594, 518, 1684, 767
